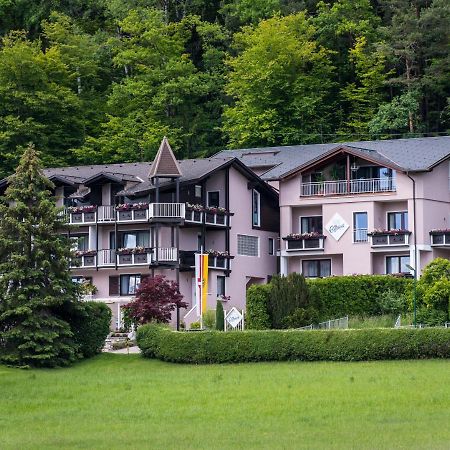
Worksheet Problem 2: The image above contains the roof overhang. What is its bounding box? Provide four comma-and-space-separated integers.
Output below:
280, 145, 403, 180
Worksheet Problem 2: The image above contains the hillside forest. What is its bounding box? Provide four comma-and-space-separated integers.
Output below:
0, 0, 448, 178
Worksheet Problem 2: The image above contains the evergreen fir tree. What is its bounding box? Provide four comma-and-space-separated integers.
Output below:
215, 300, 225, 331
0, 144, 79, 368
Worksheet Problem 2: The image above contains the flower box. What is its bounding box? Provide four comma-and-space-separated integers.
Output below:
116, 202, 149, 212
283, 232, 325, 240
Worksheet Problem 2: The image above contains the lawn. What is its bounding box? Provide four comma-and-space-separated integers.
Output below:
1, 355, 450, 449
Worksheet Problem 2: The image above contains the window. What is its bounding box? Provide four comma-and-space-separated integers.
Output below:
197, 233, 203, 252
302, 259, 331, 278
386, 256, 410, 274
217, 275, 225, 297
120, 274, 141, 296
71, 234, 89, 251
353, 212, 368, 242
237, 234, 259, 256
195, 185, 202, 198
72, 276, 91, 284
207, 191, 220, 207
115, 231, 150, 249
300, 216, 323, 234
387, 211, 408, 230
268, 238, 275, 255
252, 190, 261, 227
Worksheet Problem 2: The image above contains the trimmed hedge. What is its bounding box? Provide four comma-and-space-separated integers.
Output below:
307, 275, 412, 317
137, 324, 450, 364
246, 284, 271, 329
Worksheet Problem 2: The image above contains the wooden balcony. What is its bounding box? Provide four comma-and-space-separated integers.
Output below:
369, 231, 411, 247
430, 231, 450, 247
300, 177, 396, 197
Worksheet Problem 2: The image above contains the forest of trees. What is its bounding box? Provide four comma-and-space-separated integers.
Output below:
0, 0, 448, 178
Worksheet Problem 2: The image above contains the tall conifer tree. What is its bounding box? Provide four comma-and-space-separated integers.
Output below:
0, 144, 79, 367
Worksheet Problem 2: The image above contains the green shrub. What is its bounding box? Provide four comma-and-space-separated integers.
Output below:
70, 301, 111, 358
282, 307, 320, 328
216, 301, 224, 331
420, 258, 450, 286
190, 321, 201, 329
202, 310, 216, 329
246, 284, 271, 329
416, 307, 448, 326
307, 275, 412, 317
423, 279, 450, 314
137, 324, 450, 364
269, 273, 313, 328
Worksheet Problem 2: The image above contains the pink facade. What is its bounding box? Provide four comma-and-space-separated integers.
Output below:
279, 154, 450, 279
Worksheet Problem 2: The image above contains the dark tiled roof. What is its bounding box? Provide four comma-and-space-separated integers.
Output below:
214, 136, 450, 179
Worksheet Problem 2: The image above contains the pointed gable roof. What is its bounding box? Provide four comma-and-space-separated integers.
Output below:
148, 137, 183, 179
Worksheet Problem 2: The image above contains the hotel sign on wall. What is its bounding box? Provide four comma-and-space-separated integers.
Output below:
325, 213, 349, 241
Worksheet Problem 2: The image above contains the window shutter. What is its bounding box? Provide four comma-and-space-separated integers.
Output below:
109, 276, 119, 296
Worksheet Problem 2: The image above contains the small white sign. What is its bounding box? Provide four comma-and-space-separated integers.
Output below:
225, 307, 243, 329
325, 213, 349, 241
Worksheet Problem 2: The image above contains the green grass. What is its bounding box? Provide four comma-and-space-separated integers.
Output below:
1, 355, 450, 449
349, 314, 398, 328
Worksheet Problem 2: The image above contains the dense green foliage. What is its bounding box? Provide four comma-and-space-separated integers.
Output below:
246, 284, 271, 329
0, 0, 448, 177
307, 275, 411, 317
414, 258, 450, 325
67, 301, 112, 358
269, 273, 318, 328
246, 274, 412, 329
0, 145, 80, 367
137, 324, 450, 363
215, 300, 224, 331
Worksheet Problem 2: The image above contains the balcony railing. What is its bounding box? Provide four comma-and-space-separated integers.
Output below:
430, 231, 450, 246
149, 203, 185, 219
369, 231, 411, 247
300, 177, 396, 197
283, 236, 326, 251
184, 205, 231, 227
70, 253, 96, 268
66, 203, 186, 224
353, 228, 368, 243
179, 250, 233, 270
154, 247, 178, 262
117, 251, 153, 266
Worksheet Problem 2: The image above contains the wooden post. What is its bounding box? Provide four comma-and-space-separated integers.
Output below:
346, 154, 351, 194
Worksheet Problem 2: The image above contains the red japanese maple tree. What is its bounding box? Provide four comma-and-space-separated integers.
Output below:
122, 275, 187, 324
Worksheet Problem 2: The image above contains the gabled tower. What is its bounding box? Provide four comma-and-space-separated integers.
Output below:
149, 136, 182, 180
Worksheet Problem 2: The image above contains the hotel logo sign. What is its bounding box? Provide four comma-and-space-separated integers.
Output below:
325, 213, 349, 241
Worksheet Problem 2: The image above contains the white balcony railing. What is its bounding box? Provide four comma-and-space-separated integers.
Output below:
149, 203, 185, 219
97, 206, 116, 222
300, 177, 396, 197
353, 228, 368, 243
155, 247, 178, 262
97, 249, 116, 267
70, 254, 96, 268
117, 251, 152, 266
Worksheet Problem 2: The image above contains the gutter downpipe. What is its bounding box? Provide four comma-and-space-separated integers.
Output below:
406, 171, 417, 327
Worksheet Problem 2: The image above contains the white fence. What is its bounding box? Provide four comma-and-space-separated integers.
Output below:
297, 316, 349, 330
